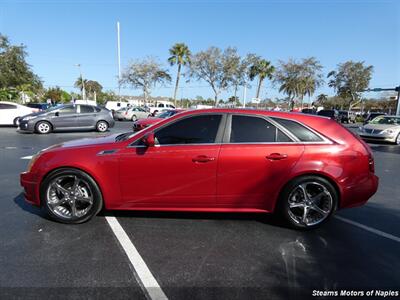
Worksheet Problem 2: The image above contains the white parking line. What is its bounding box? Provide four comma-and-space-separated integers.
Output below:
21, 156, 33, 160
105, 216, 168, 300
335, 215, 400, 243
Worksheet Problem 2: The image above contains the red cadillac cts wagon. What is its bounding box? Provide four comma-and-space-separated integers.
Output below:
20, 109, 378, 229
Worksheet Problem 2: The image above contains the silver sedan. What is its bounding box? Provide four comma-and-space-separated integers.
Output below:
114, 106, 150, 121
358, 115, 400, 144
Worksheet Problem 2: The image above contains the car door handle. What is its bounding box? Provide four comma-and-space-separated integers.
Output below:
192, 155, 216, 163
266, 153, 288, 160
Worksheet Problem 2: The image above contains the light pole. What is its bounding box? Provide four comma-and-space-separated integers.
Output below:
75, 64, 86, 100
366, 86, 400, 116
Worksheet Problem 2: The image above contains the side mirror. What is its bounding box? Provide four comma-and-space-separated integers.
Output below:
141, 132, 155, 147
55, 112, 59, 117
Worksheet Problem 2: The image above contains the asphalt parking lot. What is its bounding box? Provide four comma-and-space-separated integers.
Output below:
0, 122, 399, 299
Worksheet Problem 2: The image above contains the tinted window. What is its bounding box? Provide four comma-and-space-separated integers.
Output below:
80, 105, 95, 113
58, 106, 76, 115
155, 115, 222, 145
272, 118, 323, 142
318, 110, 334, 117
230, 115, 291, 143
0, 103, 16, 109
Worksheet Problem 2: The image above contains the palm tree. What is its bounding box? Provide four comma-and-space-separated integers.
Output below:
316, 93, 328, 106
249, 59, 275, 100
74, 76, 87, 99
168, 43, 191, 107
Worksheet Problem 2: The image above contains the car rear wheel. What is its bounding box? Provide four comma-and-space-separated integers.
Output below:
96, 120, 109, 132
35, 121, 52, 134
13, 117, 20, 126
279, 176, 338, 230
41, 168, 103, 224
395, 133, 400, 145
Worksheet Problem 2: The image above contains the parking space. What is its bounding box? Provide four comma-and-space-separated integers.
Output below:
0, 123, 399, 299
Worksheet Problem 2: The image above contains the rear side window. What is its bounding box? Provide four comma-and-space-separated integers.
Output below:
155, 114, 222, 145
80, 105, 95, 113
272, 118, 323, 142
0, 103, 16, 109
230, 115, 292, 143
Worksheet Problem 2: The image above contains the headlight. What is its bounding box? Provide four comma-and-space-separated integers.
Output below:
23, 115, 37, 121
383, 129, 394, 135
27, 154, 39, 172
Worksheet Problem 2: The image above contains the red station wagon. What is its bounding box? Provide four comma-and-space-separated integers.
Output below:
20, 109, 378, 229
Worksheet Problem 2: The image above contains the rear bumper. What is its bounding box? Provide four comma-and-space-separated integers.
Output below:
340, 173, 379, 209
20, 171, 40, 206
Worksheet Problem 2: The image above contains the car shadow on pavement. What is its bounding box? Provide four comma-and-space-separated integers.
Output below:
370, 144, 400, 154
13, 192, 49, 220
101, 210, 289, 229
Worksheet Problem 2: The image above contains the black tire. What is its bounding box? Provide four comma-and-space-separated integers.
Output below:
40, 168, 103, 224
278, 175, 338, 230
131, 115, 137, 121
13, 117, 20, 126
395, 133, 400, 145
35, 121, 52, 134
96, 120, 109, 132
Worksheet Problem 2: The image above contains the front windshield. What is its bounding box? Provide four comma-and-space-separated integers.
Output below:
370, 116, 400, 125
158, 111, 175, 118
45, 104, 65, 112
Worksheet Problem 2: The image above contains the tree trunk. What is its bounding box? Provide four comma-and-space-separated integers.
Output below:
173, 64, 181, 107
255, 77, 263, 99
300, 95, 304, 110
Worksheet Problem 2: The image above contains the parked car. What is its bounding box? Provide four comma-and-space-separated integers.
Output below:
0, 101, 37, 126
132, 109, 184, 131
317, 109, 340, 121
147, 101, 175, 115
114, 106, 150, 121
301, 108, 316, 115
358, 115, 400, 144
21, 109, 378, 230
338, 110, 356, 123
18, 104, 115, 134
363, 112, 386, 125
26, 103, 51, 111
105, 101, 129, 111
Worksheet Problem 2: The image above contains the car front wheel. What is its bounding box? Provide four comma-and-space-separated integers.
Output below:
96, 121, 109, 132
279, 176, 338, 230
41, 168, 103, 224
395, 133, 400, 145
35, 121, 52, 134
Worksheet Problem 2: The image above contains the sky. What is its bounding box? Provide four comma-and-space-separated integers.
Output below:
0, 0, 399, 103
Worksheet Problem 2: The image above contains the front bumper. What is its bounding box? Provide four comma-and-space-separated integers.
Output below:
358, 132, 396, 143
20, 171, 40, 206
18, 120, 36, 132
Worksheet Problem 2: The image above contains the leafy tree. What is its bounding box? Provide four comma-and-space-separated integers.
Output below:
168, 43, 191, 107
96, 90, 119, 105
189, 47, 237, 105
85, 80, 103, 99
43, 87, 71, 103
274, 57, 323, 109
249, 57, 275, 100
121, 57, 171, 103
0, 34, 42, 91
315, 93, 328, 106
328, 61, 373, 110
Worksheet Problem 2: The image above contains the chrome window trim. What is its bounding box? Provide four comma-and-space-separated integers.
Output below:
225, 113, 298, 143
127, 113, 226, 148
269, 116, 332, 144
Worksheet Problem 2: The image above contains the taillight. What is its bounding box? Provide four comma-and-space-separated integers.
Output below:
368, 155, 375, 173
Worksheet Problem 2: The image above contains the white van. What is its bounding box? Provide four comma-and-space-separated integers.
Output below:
74, 99, 97, 106
105, 101, 129, 111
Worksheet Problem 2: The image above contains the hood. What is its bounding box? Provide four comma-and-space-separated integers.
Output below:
21, 111, 47, 119
364, 124, 400, 131
135, 117, 162, 125
55, 134, 119, 149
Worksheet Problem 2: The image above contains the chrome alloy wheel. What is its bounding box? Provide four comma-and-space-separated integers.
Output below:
287, 182, 333, 227
46, 175, 93, 220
